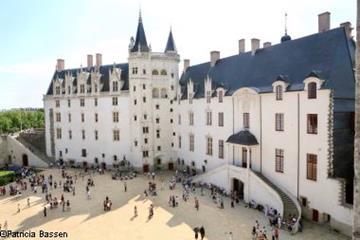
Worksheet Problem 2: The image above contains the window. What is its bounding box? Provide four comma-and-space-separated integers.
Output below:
170, 118, 173, 123
94, 84, 98, 93
218, 112, 224, 127
160, 88, 167, 98
206, 91, 211, 103
132, 67, 138, 74
307, 114, 318, 134
143, 69, 146, 75
81, 113, 85, 122
80, 84, 85, 93
144, 138, 148, 144
67, 86, 71, 94
112, 97, 118, 106
113, 112, 119, 122
276, 85, 283, 100
142, 84, 146, 90
80, 98, 85, 107
156, 117, 159, 123
59, 150, 62, 157
82, 149, 87, 157
68, 130, 72, 140
55, 86, 61, 95
189, 134, 194, 152
95, 113, 98, 122
308, 82, 317, 99
157, 146, 161, 151
243, 113, 250, 129
171, 85, 174, 90
56, 128, 62, 139
307, 154, 317, 181
189, 93, 193, 104
152, 88, 159, 98
113, 130, 120, 141
68, 113, 71, 122
206, 111, 212, 126
134, 115, 137, 121
143, 97, 146, 103
218, 140, 224, 159
171, 73, 174, 78
95, 130, 98, 140
152, 69, 159, 75
161, 69, 167, 75
189, 112, 194, 126
170, 108, 173, 112
133, 86, 136, 92
142, 151, 149, 158
82, 130, 86, 140
218, 90, 223, 103
112, 81, 118, 91
134, 99, 137, 105
156, 129, 160, 138
113, 155, 117, 161
142, 127, 149, 134
275, 149, 284, 173
94, 98, 98, 106
55, 100, 60, 107
144, 114, 147, 120
134, 141, 138, 147
56, 112, 61, 122
178, 135, 182, 148
68, 99, 71, 107
275, 113, 284, 131
156, 104, 159, 110
206, 137, 213, 156
178, 114, 181, 125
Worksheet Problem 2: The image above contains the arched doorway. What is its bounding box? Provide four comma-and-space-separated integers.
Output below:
232, 178, 244, 200
22, 154, 29, 167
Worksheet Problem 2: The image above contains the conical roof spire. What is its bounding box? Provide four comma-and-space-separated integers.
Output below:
164, 28, 177, 53
130, 10, 149, 53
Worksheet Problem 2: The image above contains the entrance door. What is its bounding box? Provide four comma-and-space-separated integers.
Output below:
312, 209, 319, 222
22, 154, 29, 167
83, 161, 88, 168
168, 162, 174, 170
143, 164, 149, 173
232, 178, 244, 200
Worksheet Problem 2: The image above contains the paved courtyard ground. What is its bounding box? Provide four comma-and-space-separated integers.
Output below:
0, 169, 350, 240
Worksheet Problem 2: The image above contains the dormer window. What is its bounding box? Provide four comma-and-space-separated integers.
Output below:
80, 84, 85, 94
218, 90, 223, 103
275, 85, 283, 100
206, 91, 211, 103
55, 86, 61, 95
189, 93, 193, 104
112, 81, 118, 91
308, 82, 317, 99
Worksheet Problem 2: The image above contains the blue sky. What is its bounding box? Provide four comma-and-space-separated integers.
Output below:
0, 0, 355, 109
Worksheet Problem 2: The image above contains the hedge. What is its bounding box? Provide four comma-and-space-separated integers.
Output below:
0, 171, 15, 186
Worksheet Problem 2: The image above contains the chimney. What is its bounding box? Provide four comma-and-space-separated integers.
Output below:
56, 59, 65, 71
87, 55, 93, 68
340, 22, 353, 38
318, 12, 330, 33
251, 38, 260, 55
183, 59, 190, 72
238, 39, 245, 54
96, 53, 102, 67
210, 51, 220, 67
263, 42, 271, 48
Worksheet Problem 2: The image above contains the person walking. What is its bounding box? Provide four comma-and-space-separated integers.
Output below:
193, 227, 199, 240
134, 205, 137, 217
195, 197, 199, 211
27, 198, 30, 207
199, 226, 205, 240
43, 207, 47, 217
17, 203, 21, 213
124, 182, 127, 192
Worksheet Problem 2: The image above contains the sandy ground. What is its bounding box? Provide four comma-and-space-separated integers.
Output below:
0, 169, 349, 240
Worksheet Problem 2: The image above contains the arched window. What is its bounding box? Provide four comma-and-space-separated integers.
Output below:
308, 82, 317, 99
152, 69, 159, 75
160, 88, 167, 98
152, 88, 159, 98
160, 69, 167, 75
275, 85, 283, 100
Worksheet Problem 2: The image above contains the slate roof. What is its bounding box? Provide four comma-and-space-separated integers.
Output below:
165, 30, 176, 52
130, 13, 149, 53
46, 63, 129, 95
180, 27, 355, 100
226, 130, 259, 146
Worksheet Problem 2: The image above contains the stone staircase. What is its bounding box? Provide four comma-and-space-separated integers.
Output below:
252, 171, 300, 221
15, 129, 55, 166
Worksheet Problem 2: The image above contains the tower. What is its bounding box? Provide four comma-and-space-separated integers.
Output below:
128, 12, 180, 172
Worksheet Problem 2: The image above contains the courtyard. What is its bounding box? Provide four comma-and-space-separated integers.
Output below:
0, 168, 350, 240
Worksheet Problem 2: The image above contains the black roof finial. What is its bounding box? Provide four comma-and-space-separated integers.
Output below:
285, 12, 288, 35
281, 12, 291, 43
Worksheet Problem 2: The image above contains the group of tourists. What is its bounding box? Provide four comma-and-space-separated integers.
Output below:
251, 220, 280, 240
193, 226, 206, 240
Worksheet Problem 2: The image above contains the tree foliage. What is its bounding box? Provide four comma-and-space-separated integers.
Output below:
0, 109, 44, 134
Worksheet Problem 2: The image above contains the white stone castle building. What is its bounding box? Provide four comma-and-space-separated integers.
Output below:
43, 12, 355, 235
